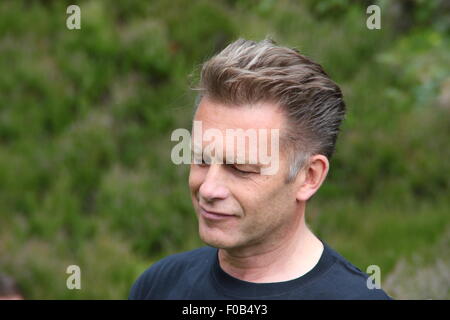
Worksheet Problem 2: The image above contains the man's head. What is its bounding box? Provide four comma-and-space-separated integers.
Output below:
188, 38, 346, 250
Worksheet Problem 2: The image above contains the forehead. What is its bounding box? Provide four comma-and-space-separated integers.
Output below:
194, 97, 286, 132
192, 98, 287, 171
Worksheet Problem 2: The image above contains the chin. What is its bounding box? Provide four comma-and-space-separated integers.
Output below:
198, 223, 238, 249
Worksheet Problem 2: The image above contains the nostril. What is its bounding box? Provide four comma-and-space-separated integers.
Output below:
203, 196, 214, 204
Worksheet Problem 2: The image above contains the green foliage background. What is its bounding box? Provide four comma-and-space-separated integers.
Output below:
0, 0, 448, 299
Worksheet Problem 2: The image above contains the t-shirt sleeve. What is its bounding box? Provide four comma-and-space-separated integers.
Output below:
128, 277, 141, 299
128, 267, 149, 300
128, 260, 165, 300
128, 251, 192, 299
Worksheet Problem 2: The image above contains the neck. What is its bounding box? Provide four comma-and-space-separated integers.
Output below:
218, 211, 323, 283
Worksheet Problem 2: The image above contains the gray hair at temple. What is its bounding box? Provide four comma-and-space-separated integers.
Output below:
192, 37, 346, 183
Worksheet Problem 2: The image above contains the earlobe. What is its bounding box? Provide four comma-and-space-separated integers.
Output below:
295, 155, 329, 202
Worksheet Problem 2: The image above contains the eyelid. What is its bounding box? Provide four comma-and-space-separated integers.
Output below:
194, 160, 258, 174
229, 164, 257, 174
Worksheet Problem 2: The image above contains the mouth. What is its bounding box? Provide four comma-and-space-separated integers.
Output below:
199, 205, 237, 221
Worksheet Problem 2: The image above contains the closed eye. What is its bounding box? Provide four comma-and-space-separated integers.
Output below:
227, 164, 258, 175
194, 158, 259, 175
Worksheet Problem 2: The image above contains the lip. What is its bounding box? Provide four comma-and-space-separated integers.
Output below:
199, 205, 236, 221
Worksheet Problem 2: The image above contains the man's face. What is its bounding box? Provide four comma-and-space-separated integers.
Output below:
189, 97, 301, 250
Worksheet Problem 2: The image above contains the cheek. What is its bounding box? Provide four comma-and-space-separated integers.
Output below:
189, 165, 205, 193
230, 180, 268, 214
243, 180, 295, 217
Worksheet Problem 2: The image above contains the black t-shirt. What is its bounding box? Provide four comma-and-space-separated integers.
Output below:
129, 241, 392, 300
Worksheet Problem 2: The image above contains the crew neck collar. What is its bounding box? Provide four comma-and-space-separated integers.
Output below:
210, 240, 336, 298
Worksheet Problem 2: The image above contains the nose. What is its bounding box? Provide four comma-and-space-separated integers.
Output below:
198, 165, 230, 203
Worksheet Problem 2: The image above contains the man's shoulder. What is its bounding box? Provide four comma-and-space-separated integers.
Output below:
129, 246, 216, 299
148, 246, 215, 270
318, 243, 392, 300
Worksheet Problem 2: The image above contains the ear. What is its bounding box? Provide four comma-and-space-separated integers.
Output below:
295, 154, 330, 202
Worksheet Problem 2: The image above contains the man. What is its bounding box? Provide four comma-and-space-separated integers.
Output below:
129, 38, 391, 299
